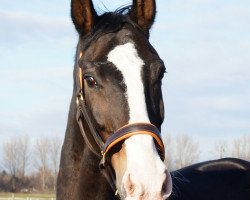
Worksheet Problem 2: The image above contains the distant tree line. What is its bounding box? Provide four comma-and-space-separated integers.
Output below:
164, 134, 250, 171
0, 136, 62, 193
0, 134, 249, 193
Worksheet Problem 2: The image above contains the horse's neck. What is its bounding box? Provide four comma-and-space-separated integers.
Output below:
57, 92, 115, 200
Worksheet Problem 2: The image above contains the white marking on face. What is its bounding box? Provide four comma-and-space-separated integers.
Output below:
108, 42, 149, 123
108, 43, 169, 198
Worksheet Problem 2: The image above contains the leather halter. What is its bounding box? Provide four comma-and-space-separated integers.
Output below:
75, 58, 165, 198
100, 123, 165, 167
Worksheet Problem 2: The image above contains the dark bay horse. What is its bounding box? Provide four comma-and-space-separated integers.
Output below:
57, 0, 250, 200
169, 158, 250, 200
57, 0, 172, 199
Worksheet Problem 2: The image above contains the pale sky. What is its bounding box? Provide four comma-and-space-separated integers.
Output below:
0, 0, 249, 160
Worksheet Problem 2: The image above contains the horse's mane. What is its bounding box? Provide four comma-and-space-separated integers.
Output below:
81, 6, 144, 50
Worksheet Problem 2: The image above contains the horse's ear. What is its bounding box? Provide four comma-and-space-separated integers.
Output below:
71, 0, 97, 35
129, 0, 156, 36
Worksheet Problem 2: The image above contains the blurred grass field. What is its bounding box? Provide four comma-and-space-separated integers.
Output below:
0, 193, 55, 199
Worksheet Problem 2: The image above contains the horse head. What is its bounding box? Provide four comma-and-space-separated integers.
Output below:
70, 0, 172, 199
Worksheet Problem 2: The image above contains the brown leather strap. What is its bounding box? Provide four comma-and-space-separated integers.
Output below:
75, 66, 104, 158
76, 102, 103, 158
101, 123, 165, 165
100, 164, 120, 199
76, 65, 120, 196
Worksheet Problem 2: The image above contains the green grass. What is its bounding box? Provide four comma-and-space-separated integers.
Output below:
0, 193, 55, 198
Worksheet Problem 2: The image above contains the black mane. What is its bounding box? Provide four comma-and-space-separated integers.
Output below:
81, 7, 145, 50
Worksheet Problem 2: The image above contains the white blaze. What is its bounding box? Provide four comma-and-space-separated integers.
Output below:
108, 42, 149, 123
108, 43, 168, 197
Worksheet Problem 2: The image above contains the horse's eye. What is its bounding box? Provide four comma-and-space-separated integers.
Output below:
84, 76, 97, 88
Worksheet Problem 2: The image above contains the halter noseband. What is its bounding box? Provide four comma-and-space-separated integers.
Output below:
100, 123, 165, 166
75, 56, 165, 198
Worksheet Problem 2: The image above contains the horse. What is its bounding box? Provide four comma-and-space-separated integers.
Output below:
57, 0, 172, 199
57, 0, 250, 200
169, 158, 250, 200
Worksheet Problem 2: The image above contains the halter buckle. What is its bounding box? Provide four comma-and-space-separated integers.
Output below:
76, 92, 84, 105
99, 151, 107, 169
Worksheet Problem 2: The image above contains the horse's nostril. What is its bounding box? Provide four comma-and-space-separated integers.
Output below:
123, 173, 135, 196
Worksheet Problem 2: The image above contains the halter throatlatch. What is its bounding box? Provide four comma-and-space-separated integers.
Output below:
76, 63, 165, 199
